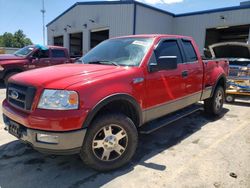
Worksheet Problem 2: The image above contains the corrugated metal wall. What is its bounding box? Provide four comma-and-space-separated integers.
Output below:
47, 4, 134, 54
173, 9, 250, 52
47, 3, 250, 54
135, 5, 173, 34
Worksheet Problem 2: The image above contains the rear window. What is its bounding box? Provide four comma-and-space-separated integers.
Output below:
51, 49, 66, 58
182, 40, 198, 62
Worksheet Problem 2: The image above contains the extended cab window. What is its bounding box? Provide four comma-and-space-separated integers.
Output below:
182, 40, 198, 62
33, 49, 49, 58
155, 40, 183, 64
51, 49, 66, 58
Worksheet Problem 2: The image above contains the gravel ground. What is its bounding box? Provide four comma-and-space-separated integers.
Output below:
0, 85, 249, 188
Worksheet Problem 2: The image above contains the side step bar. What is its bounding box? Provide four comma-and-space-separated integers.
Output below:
139, 104, 203, 134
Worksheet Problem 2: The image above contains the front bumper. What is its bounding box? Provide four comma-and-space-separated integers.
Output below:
3, 114, 86, 154
2, 99, 88, 131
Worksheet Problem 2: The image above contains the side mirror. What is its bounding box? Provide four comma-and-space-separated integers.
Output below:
149, 56, 177, 72
29, 56, 39, 63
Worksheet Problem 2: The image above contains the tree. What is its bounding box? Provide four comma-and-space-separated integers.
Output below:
0, 35, 3, 46
0, 30, 33, 48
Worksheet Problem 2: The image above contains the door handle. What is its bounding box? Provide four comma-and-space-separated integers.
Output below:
182, 70, 188, 78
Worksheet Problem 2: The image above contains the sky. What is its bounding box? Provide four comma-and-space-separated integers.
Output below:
0, 0, 246, 44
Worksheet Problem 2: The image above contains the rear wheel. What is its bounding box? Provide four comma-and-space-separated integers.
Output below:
225, 95, 235, 103
80, 113, 138, 171
204, 86, 225, 116
4, 72, 19, 86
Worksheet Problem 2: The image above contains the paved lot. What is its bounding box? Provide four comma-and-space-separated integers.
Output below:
0, 86, 249, 188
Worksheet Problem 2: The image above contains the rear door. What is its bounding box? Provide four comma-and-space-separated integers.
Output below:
144, 39, 188, 121
50, 49, 70, 65
180, 39, 203, 101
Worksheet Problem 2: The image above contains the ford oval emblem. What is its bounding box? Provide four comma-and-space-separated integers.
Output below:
10, 90, 19, 99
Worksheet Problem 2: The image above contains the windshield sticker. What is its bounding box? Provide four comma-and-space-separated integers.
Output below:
132, 41, 148, 47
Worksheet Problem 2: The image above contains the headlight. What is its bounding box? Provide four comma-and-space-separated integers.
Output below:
38, 89, 79, 110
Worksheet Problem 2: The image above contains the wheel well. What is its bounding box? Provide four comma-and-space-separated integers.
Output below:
4, 69, 22, 78
216, 76, 226, 90
90, 99, 140, 128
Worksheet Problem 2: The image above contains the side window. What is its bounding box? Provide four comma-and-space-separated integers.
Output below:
182, 40, 198, 62
155, 40, 183, 64
33, 49, 49, 58
51, 49, 66, 58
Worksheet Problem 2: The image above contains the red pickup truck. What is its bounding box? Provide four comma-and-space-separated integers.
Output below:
0, 45, 72, 85
2, 35, 228, 171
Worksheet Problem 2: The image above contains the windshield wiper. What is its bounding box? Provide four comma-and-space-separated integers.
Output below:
87, 60, 120, 66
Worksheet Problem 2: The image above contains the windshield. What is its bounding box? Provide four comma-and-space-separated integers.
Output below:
79, 38, 153, 66
14, 46, 34, 57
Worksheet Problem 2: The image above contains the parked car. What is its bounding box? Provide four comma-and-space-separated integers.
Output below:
0, 44, 73, 85
209, 42, 250, 102
3, 34, 229, 171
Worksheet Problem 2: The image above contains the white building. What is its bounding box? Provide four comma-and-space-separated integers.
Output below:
47, 0, 250, 57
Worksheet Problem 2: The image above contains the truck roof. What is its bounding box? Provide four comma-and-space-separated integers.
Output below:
28, 44, 67, 50
114, 34, 193, 40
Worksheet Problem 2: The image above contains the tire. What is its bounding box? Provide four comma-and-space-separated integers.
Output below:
4, 72, 19, 86
80, 113, 138, 171
204, 86, 225, 116
225, 95, 235, 103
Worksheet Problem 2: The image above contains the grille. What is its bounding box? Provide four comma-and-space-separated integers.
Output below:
7, 83, 36, 111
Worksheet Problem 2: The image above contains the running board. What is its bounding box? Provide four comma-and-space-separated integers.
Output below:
139, 104, 203, 134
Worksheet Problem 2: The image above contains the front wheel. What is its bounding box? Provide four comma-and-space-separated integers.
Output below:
204, 86, 225, 116
80, 113, 138, 171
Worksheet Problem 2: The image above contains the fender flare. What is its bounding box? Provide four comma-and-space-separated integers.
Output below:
211, 74, 227, 97
82, 94, 143, 128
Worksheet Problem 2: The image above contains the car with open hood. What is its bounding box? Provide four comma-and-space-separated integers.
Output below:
209, 42, 250, 102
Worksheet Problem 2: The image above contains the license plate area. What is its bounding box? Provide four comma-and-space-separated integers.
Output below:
8, 121, 22, 138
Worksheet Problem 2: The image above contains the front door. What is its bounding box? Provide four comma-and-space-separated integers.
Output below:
29, 49, 50, 69
144, 39, 188, 122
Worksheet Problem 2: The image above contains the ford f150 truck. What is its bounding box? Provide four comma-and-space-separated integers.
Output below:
0, 45, 72, 85
2, 34, 229, 171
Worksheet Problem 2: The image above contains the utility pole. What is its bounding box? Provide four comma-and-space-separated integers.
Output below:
41, 0, 46, 45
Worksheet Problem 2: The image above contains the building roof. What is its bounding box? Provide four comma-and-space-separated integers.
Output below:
175, 4, 250, 17
46, 0, 250, 27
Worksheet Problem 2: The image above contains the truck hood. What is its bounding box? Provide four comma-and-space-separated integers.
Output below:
0, 54, 25, 61
209, 42, 250, 59
10, 64, 128, 89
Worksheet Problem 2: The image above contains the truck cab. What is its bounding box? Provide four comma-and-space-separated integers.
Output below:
0, 45, 72, 85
